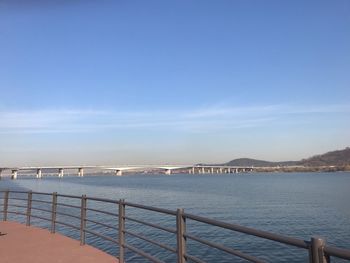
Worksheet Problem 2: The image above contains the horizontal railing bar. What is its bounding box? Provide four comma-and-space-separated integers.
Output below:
8, 197, 27, 202
324, 245, 350, 260
1, 190, 28, 194
31, 192, 54, 196
184, 213, 309, 249
56, 193, 82, 199
85, 207, 118, 217
55, 220, 81, 230
55, 211, 81, 220
84, 229, 119, 244
56, 202, 81, 209
124, 243, 165, 263
7, 204, 27, 209
30, 214, 52, 222
6, 211, 26, 216
124, 215, 177, 234
185, 253, 206, 263
124, 229, 177, 253
85, 218, 118, 231
124, 201, 177, 216
31, 207, 52, 213
185, 233, 265, 263
86, 196, 119, 204
31, 199, 52, 205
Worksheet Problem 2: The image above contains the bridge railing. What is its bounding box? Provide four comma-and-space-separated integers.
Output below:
0, 190, 349, 263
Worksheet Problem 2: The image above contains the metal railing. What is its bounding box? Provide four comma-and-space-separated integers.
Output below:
0, 190, 349, 263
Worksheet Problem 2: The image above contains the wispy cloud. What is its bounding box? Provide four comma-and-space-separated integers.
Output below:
0, 104, 349, 134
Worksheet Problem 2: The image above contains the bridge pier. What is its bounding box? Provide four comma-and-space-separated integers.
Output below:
115, 170, 122, 176
36, 169, 42, 179
78, 168, 84, 177
165, 169, 171, 175
11, 170, 18, 180
58, 168, 64, 178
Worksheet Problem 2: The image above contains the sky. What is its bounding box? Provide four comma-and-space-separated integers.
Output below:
0, 0, 349, 166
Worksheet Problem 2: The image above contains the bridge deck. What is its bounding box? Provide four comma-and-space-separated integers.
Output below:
0, 221, 118, 263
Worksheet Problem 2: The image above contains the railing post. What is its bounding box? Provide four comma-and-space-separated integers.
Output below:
51, 192, 57, 233
80, 195, 87, 245
3, 190, 9, 221
177, 208, 187, 263
310, 237, 330, 263
118, 199, 125, 263
26, 191, 33, 226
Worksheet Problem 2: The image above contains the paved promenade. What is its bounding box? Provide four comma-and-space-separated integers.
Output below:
0, 221, 118, 263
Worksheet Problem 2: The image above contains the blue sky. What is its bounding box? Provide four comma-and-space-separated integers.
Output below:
0, 0, 349, 166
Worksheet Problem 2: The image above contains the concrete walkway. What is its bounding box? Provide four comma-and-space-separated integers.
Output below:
0, 221, 118, 263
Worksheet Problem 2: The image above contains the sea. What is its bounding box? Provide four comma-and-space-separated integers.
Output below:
1, 172, 349, 262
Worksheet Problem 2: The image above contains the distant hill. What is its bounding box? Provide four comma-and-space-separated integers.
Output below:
224, 158, 298, 167
300, 147, 350, 166
215, 147, 350, 167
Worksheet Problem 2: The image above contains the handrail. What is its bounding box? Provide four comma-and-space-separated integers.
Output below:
86, 196, 119, 204
84, 229, 119, 244
1, 189, 349, 263
31, 199, 52, 205
30, 206, 53, 214
124, 229, 177, 253
124, 215, 177, 234
85, 207, 118, 217
184, 212, 310, 249
56, 202, 81, 209
85, 218, 118, 231
55, 220, 81, 230
124, 243, 165, 263
185, 233, 265, 263
8, 197, 28, 201
55, 210, 81, 220
324, 245, 350, 260
124, 201, 177, 215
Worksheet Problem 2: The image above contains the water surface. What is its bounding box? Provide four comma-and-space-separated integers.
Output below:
1, 172, 349, 262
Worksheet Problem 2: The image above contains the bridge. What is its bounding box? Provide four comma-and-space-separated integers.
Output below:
0, 164, 254, 179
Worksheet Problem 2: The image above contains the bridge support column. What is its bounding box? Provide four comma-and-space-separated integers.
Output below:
36, 169, 42, 179
78, 168, 84, 177
201, 167, 205, 174
227, 168, 231, 174
11, 170, 18, 180
115, 170, 122, 176
165, 169, 171, 175
192, 167, 195, 174
211, 167, 214, 174
219, 167, 223, 173
58, 168, 64, 178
